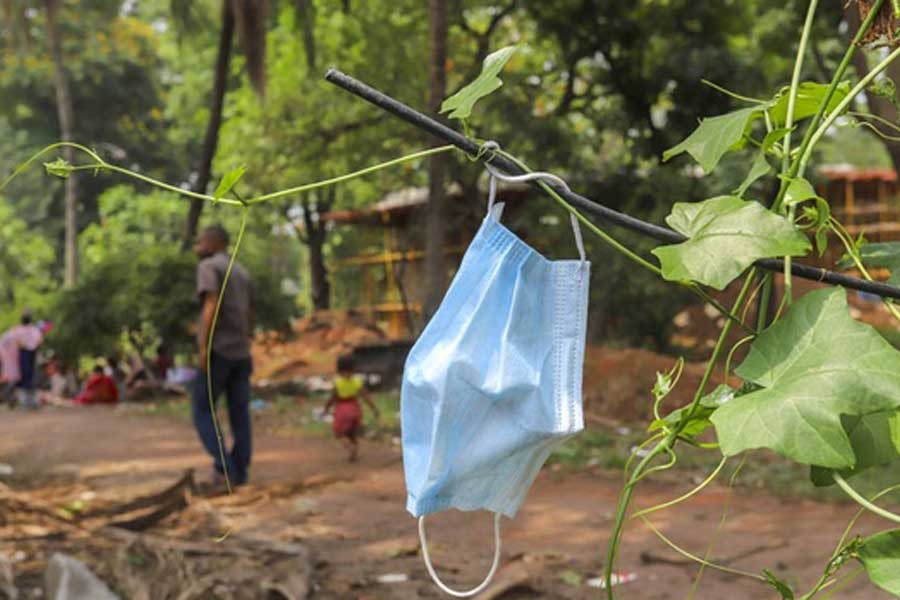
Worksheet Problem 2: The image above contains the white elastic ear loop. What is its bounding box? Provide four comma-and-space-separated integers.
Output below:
487, 172, 498, 213
483, 163, 587, 262
418, 512, 502, 597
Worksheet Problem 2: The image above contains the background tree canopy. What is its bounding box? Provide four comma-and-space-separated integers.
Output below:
0, 0, 887, 360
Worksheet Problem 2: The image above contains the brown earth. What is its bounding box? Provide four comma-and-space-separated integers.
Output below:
0, 406, 894, 599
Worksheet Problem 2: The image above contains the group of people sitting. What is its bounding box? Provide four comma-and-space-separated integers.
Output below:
1, 310, 195, 409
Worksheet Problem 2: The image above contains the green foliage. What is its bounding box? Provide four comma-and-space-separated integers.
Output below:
857, 530, 900, 595
652, 196, 810, 289
810, 412, 900, 486
712, 288, 900, 469
213, 165, 247, 203
440, 45, 517, 121
663, 107, 761, 173
768, 81, 850, 126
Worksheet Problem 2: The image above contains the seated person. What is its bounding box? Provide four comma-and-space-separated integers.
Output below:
74, 365, 119, 405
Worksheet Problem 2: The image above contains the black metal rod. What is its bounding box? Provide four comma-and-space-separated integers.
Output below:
325, 68, 900, 301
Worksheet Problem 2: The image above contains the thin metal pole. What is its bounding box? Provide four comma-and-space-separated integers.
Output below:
325, 68, 900, 301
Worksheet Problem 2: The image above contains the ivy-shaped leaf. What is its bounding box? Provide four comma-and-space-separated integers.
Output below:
440, 45, 518, 121
769, 81, 851, 126
652, 196, 810, 290
858, 529, 900, 595
663, 107, 762, 173
213, 165, 247, 203
711, 288, 900, 469
810, 411, 900, 486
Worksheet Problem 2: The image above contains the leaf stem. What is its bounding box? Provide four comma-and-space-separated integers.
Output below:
637, 515, 766, 581
247, 145, 455, 203
832, 471, 900, 525
205, 207, 251, 495
630, 456, 728, 520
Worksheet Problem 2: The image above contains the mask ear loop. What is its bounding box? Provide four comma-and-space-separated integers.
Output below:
418, 512, 502, 598
483, 162, 587, 263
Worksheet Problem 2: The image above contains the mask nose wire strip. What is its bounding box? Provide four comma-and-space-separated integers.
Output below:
419, 512, 503, 598
484, 161, 587, 263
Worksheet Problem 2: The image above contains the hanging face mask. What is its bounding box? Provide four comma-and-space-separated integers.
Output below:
401, 166, 590, 596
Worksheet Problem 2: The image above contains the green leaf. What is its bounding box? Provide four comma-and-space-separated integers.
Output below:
711, 288, 900, 469
44, 158, 74, 179
810, 412, 900, 486
663, 107, 761, 173
649, 385, 734, 439
440, 45, 518, 121
763, 569, 794, 599
858, 530, 900, 595
652, 196, 810, 290
769, 81, 851, 126
213, 165, 247, 203
735, 152, 771, 198
734, 128, 791, 198
782, 176, 820, 206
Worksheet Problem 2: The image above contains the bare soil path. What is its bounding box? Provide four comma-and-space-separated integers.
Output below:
0, 406, 892, 599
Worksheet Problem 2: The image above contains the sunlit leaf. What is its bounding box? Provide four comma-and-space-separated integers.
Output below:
440, 45, 518, 121
663, 107, 762, 173
858, 529, 900, 595
652, 196, 810, 289
711, 288, 900, 468
213, 165, 247, 203
769, 81, 851, 126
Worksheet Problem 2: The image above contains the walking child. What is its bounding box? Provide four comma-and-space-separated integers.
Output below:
324, 355, 379, 462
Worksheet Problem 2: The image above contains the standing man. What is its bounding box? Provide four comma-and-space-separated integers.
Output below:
193, 224, 254, 487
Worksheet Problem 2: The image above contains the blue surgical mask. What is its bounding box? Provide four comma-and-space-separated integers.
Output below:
401, 169, 590, 596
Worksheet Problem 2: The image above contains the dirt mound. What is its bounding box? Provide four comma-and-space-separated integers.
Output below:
252, 310, 387, 382
583, 346, 721, 423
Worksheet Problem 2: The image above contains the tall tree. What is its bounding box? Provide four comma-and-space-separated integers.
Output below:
181, 0, 236, 249
180, 0, 269, 249
44, 0, 78, 286
424, 0, 448, 318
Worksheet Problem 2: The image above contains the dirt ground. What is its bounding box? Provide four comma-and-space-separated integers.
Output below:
0, 406, 894, 600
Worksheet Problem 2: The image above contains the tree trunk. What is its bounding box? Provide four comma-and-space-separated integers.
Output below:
424, 0, 448, 320
295, 0, 316, 72
45, 0, 78, 287
301, 193, 332, 311
181, 0, 235, 249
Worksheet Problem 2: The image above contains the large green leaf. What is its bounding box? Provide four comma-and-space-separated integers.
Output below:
858, 530, 900, 595
663, 107, 761, 173
711, 288, 900, 468
440, 46, 517, 121
652, 196, 810, 290
769, 81, 851, 126
810, 412, 900, 486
